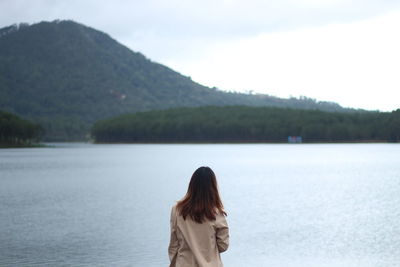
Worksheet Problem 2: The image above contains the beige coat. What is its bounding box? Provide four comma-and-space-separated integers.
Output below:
168, 205, 229, 267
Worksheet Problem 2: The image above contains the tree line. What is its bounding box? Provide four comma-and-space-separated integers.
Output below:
0, 110, 43, 146
91, 106, 400, 143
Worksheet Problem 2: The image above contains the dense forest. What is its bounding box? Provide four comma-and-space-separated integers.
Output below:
0, 110, 43, 146
0, 20, 356, 141
91, 106, 400, 143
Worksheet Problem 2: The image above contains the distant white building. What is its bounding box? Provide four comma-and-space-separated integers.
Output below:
288, 136, 302, 143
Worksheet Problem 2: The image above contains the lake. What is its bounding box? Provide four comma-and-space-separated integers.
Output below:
1, 143, 399, 266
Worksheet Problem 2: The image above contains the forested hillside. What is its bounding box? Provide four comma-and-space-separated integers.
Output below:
91, 106, 400, 143
0, 110, 43, 146
0, 20, 354, 140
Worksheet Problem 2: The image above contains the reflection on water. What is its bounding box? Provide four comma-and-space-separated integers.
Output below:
0, 144, 399, 266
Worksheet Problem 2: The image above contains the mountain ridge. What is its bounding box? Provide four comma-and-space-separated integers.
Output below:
0, 20, 358, 140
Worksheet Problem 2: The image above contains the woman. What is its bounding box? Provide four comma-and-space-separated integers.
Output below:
168, 166, 229, 267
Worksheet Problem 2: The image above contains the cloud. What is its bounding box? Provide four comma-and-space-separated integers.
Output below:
167, 9, 400, 111
1, 0, 400, 61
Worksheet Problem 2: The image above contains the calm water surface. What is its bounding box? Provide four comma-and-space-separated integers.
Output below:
1, 143, 399, 266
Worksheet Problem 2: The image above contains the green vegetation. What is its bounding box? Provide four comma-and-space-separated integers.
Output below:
91, 106, 400, 143
0, 20, 357, 141
0, 110, 43, 146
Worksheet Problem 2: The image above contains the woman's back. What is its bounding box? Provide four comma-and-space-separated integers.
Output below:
169, 205, 229, 267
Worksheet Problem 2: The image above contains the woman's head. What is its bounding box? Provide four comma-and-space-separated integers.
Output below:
177, 166, 226, 223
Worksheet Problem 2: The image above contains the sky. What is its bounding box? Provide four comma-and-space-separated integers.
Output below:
1, 0, 400, 111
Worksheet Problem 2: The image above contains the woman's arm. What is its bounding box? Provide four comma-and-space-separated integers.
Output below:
216, 215, 229, 253
168, 206, 179, 262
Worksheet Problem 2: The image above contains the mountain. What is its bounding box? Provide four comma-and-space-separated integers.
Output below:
0, 20, 354, 140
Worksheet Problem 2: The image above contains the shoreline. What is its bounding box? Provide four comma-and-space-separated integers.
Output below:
92, 139, 397, 144
0, 143, 48, 149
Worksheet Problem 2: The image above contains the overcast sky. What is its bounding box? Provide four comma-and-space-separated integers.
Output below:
1, 0, 400, 111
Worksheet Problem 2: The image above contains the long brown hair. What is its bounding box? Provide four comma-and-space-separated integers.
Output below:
176, 166, 226, 223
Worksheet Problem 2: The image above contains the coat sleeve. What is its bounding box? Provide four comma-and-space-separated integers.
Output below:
168, 205, 179, 262
216, 214, 229, 253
